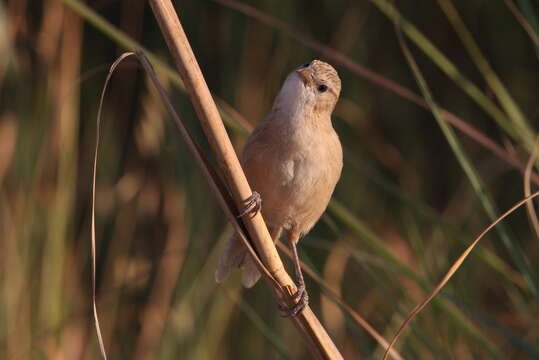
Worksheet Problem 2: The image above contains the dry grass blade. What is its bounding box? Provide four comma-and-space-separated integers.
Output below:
213, 0, 539, 186
382, 190, 539, 359
524, 134, 539, 239
91, 51, 136, 360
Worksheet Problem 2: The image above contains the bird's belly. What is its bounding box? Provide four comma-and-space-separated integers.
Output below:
267, 155, 338, 233
244, 131, 342, 235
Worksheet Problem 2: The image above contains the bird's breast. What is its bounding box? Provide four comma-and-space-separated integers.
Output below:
279, 131, 342, 189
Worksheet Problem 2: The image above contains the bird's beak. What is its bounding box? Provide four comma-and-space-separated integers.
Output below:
295, 67, 313, 85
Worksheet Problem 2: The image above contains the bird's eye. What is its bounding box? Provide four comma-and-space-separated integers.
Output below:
317, 84, 328, 93
300, 62, 310, 68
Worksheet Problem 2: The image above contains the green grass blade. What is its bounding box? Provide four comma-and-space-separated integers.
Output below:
438, 0, 534, 149
369, 0, 527, 146
394, 20, 539, 298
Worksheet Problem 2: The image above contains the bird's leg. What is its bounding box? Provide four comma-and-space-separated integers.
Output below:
279, 231, 309, 317
237, 191, 262, 218
290, 240, 307, 299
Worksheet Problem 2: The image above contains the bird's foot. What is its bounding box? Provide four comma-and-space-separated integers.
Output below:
278, 282, 309, 317
237, 191, 262, 218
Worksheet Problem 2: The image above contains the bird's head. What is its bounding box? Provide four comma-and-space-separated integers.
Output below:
275, 60, 341, 118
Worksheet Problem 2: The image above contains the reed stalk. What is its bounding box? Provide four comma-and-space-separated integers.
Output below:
148, 0, 344, 358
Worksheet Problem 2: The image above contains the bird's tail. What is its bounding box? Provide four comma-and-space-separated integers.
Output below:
215, 234, 261, 288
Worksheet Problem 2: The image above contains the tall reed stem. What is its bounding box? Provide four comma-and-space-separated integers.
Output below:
148, 0, 343, 358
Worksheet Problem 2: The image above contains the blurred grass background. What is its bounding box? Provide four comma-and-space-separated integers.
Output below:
1, 0, 539, 359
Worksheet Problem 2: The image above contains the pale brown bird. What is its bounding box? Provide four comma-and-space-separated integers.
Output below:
215, 60, 343, 316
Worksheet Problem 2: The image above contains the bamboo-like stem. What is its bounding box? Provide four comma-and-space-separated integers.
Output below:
148, 0, 343, 359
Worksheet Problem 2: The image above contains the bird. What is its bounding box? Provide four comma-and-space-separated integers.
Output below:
215, 60, 343, 316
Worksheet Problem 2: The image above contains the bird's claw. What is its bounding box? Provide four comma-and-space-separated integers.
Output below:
291, 281, 305, 300
278, 283, 309, 317
237, 191, 262, 218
